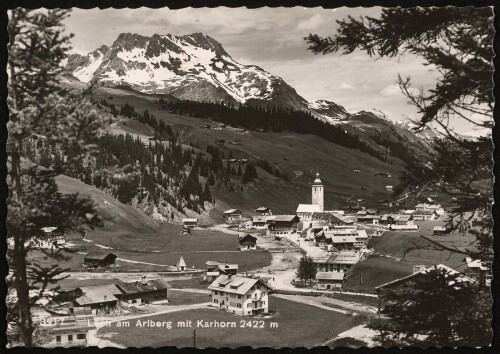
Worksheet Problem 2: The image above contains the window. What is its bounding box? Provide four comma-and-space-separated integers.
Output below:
131, 299, 137, 304
257, 285, 261, 289
237, 303, 242, 308
262, 301, 265, 306
247, 303, 252, 308
214, 299, 218, 304
56, 336, 61, 343
77, 334, 86, 340
214, 291, 218, 295
238, 295, 242, 299
68, 335, 73, 342
247, 295, 251, 299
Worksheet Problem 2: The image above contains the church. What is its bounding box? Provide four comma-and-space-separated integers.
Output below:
296, 173, 324, 226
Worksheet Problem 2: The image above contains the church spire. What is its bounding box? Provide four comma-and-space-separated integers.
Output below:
313, 172, 322, 185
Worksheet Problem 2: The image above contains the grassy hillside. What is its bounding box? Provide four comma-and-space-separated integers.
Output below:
88, 86, 403, 219
55, 174, 161, 234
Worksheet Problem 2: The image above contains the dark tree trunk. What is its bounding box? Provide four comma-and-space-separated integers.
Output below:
14, 236, 33, 347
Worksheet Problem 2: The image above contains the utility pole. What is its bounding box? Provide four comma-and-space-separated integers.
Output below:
193, 330, 196, 348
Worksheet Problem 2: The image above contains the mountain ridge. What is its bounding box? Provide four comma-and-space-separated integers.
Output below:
66, 31, 436, 163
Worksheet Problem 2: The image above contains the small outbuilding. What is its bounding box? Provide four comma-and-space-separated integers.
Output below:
83, 252, 117, 268
176, 256, 187, 271
182, 218, 198, 229
315, 271, 345, 290
239, 234, 257, 251
433, 225, 448, 235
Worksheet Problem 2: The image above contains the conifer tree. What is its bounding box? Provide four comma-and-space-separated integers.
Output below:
7, 9, 111, 347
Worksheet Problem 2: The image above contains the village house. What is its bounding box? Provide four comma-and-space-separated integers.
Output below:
374, 264, 475, 312
73, 284, 122, 315
388, 215, 418, 231
83, 252, 117, 268
433, 225, 449, 235
223, 209, 243, 221
266, 215, 299, 238
115, 278, 171, 306
461, 257, 490, 284
206, 261, 239, 282
385, 185, 393, 192
415, 203, 445, 215
44, 316, 96, 348
255, 206, 272, 216
357, 213, 381, 224
252, 215, 275, 230
239, 234, 257, 251
413, 210, 438, 221
310, 212, 351, 230
208, 275, 271, 315
379, 214, 398, 226
312, 252, 361, 275
182, 218, 198, 229
330, 236, 359, 251
314, 271, 346, 290
316, 230, 364, 250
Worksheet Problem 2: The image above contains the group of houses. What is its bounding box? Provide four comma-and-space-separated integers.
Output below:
351, 200, 446, 230
7, 226, 79, 250
222, 206, 301, 240
59, 277, 172, 316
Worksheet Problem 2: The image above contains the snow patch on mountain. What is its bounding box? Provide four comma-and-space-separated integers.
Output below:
68, 32, 278, 104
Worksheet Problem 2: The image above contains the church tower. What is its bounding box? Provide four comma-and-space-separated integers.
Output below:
312, 172, 324, 212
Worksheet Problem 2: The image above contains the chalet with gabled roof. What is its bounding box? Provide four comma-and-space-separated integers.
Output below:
83, 252, 117, 268
255, 206, 272, 216
266, 215, 299, 238
208, 275, 271, 315
239, 234, 257, 251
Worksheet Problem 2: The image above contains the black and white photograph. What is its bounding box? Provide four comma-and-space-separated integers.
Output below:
4, 4, 495, 349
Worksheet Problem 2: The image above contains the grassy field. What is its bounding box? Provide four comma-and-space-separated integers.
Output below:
167, 277, 209, 290
86, 226, 243, 252
53, 171, 273, 271
57, 277, 125, 290
344, 256, 414, 292
166, 290, 211, 306
98, 296, 362, 348
111, 249, 272, 271
369, 219, 474, 269
347, 219, 477, 292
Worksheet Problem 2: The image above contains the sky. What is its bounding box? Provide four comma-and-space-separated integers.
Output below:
63, 7, 489, 135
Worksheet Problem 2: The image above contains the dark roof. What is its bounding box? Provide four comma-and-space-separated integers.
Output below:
74, 284, 121, 305
271, 215, 299, 222
84, 252, 117, 261
239, 234, 257, 244
115, 279, 171, 295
